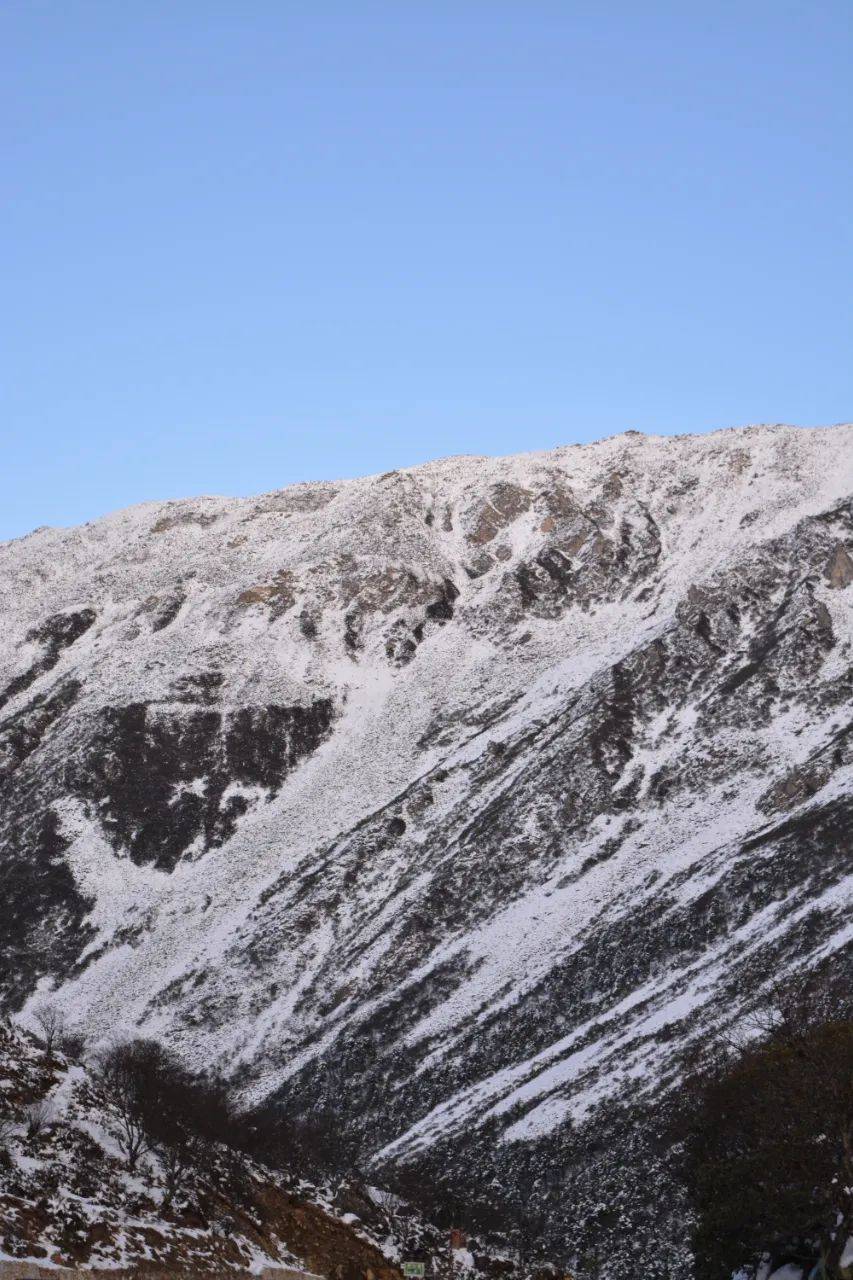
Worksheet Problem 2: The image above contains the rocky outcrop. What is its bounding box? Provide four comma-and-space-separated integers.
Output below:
71, 698, 334, 871
0, 609, 95, 714
826, 541, 853, 589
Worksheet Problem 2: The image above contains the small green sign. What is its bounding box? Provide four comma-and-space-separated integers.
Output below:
403, 1264, 425, 1277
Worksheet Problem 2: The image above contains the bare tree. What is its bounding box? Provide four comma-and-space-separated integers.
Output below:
96, 1036, 238, 1189
147, 1064, 233, 1209
95, 1039, 163, 1170
32, 1003, 66, 1057
158, 1130, 202, 1210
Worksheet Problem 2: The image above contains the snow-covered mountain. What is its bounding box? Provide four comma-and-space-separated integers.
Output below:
2, 424, 852, 1276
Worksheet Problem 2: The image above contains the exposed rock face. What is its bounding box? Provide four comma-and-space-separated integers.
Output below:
0, 608, 95, 713
827, 540, 853, 589
72, 698, 334, 871
0, 423, 852, 1278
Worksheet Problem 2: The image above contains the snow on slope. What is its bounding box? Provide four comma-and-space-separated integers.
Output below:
1, 423, 852, 1277
0, 1019, 398, 1277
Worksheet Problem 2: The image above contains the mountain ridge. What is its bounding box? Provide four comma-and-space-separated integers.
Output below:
2, 421, 851, 1277
3, 422, 846, 548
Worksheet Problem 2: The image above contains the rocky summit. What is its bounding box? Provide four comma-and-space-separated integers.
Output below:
1, 424, 852, 1277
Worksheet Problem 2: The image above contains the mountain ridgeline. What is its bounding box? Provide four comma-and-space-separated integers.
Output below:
1, 424, 852, 1277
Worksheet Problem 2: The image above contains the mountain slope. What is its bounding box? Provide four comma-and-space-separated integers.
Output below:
0, 1019, 400, 1278
1, 423, 852, 1276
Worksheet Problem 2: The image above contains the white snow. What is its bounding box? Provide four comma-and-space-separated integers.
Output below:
1, 422, 851, 1158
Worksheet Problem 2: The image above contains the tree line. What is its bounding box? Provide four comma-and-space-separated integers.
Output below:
680, 973, 853, 1280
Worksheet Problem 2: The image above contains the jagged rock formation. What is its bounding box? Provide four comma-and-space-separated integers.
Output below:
1, 424, 852, 1277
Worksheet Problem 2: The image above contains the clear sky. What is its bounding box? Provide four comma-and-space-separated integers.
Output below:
2, 2, 851, 540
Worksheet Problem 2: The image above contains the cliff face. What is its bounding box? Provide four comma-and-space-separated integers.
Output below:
1, 424, 851, 1276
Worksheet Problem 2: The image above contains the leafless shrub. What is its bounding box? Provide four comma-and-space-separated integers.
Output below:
0, 1112, 17, 1149
370, 1184, 409, 1234
58, 1029, 87, 1060
23, 1098, 53, 1139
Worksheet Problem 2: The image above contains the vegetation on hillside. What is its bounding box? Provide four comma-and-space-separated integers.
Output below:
681, 978, 853, 1280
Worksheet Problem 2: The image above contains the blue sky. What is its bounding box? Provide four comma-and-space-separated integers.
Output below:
2, 2, 851, 540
